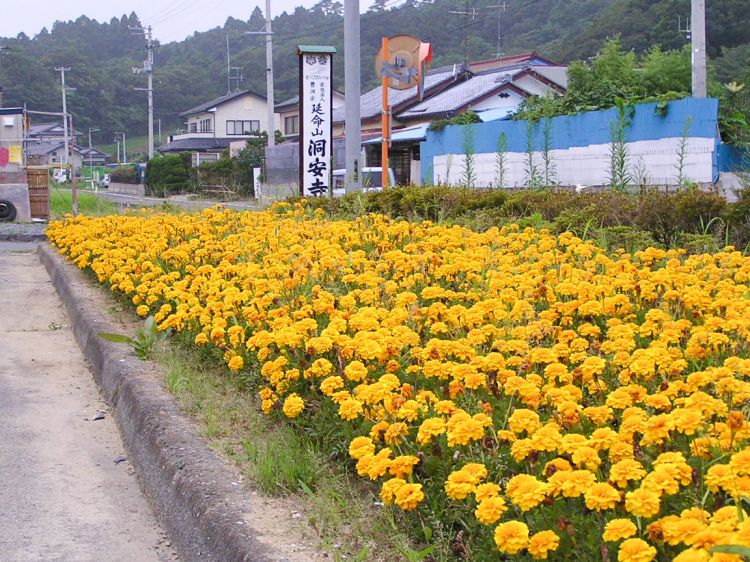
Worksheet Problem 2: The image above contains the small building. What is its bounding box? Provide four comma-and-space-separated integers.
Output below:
25, 140, 84, 168
0, 107, 31, 221
79, 146, 112, 166
159, 89, 273, 163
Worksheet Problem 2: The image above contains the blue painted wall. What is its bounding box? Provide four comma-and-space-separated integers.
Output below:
421, 97, 721, 184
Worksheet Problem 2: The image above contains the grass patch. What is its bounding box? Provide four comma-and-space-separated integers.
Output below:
50, 187, 119, 219
155, 343, 414, 561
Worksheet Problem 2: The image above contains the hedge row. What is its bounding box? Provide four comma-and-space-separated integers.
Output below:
295, 186, 750, 254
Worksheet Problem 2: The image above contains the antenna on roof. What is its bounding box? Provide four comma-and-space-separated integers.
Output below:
487, 3, 508, 59
449, 0, 479, 66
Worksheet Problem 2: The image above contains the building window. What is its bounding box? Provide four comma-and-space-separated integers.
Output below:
284, 115, 299, 136
191, 152, 221, 167
226, 120, 260, 135
199, 118, 212, 133
189, 122, 198, 133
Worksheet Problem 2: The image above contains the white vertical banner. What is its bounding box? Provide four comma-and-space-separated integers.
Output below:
253, 167, 262, 198
298, 46, 335, 197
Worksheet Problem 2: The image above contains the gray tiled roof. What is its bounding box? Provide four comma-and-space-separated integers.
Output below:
397, 70, 517, 120
179, 89, 266, 118
332, 68, 461, 123
157, 137, 232, 153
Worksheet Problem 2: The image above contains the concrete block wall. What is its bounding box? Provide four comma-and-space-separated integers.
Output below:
422, 98, 723, 188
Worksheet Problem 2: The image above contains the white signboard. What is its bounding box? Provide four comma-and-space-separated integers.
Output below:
299, 50, 333, 197
253, 167, 262, 198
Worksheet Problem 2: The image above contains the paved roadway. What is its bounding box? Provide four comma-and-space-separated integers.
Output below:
0, 242, 177, 562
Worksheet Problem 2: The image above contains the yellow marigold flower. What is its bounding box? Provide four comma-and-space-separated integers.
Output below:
416, 417, 446, 446
474, 482, 501, 503
475, 496, 507, 525
338, 397, 363, 421
446, 413, 485, 447
528, 530, 560, 560
365, 448, 393, 480
344, 360, 368, 382
210, 326, 225, 343
394, 482, 424, 510
603, 519, 638, 542
389, 455, 420, 479
609, 459, 647, 488
617, 538, 656, 562
384, 422, 409, 445
672, 548, 709, 562
320, 375, 344, 396
625, 488, 660, 519
508, 408, 542, 434
584, 482, 621, 511
380, 477, 405, 505
348, 436, 375, 460
572, 445, 602, 470
136, 304, 150, 317
494, 520, 529, 555
505, 474, 548, 512
227, 355, 244, 372
282, 393, 304, 419
559, 469, 596, 498
194, 332, 209, 346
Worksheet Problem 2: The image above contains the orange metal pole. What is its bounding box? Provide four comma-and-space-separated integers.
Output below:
381, 36, 390, 190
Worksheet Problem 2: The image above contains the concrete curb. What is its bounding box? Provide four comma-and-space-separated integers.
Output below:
0, 233, 46, 242
39, 243, 277, 562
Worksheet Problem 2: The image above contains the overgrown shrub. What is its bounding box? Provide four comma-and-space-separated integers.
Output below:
110, 165, 140, 184
145, 154, 190, 196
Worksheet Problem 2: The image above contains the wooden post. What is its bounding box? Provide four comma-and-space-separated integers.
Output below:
381, 36, 390, 190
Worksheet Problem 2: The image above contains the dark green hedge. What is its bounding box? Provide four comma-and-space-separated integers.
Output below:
294, 186, 750, 254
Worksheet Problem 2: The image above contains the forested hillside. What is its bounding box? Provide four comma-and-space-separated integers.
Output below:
0, 0, 747, 147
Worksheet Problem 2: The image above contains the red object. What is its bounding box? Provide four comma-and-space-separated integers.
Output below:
0, 148, 9, 167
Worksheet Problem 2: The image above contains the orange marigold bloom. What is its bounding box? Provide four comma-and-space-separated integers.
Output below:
603, 519, 638, 542
584, 482, 621, 511
625, 488, 660, 519
528, 530, 560, 560
494, 521, 529, 555
475, 496, 507, 525
617, 538, 656, 562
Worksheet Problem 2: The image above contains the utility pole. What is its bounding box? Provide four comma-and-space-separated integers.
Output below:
691, 0, 707, 98
158, 118, 162, 144
226, 35, 232, 95
265, 0, 275, 146
132, 25, 155, 159
344, 0, 362, 192
88, 127, 99, 187
115, 132, 127, 164
115, 136, 120, 163
246, 0, 275, 146
55, 67, 71, 165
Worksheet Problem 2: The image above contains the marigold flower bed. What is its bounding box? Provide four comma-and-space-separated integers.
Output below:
48, 204, 750, 561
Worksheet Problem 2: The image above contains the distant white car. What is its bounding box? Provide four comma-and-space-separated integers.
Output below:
331, 167, 396, 197
98, 174, 110, 189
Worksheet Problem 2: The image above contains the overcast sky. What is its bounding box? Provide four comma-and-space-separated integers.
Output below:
1, 0, 378, 43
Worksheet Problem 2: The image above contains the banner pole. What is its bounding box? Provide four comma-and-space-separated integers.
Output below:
381, 36, 390, 190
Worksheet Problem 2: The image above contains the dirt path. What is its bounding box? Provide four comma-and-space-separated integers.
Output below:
0, 242, 177, 562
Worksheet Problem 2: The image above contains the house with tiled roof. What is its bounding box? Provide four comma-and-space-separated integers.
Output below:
341, 51, 568, 185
